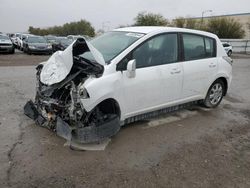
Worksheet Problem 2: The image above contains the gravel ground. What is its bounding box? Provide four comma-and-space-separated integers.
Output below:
0, 51, 250, 188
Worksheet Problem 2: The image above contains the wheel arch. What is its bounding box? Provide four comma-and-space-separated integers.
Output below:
94, 98, 121, 118
210, 77, 228, 96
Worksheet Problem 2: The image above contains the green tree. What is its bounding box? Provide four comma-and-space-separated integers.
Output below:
185, 19, 197, 29
206, 18, 245, 39
247, 19, 250, 34
28, 19, 95, 37
134, 12, 168, 26
172, 17, 198, 29
173, 17, 186, 28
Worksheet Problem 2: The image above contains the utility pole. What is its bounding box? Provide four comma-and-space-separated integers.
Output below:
201, 10, 212, 27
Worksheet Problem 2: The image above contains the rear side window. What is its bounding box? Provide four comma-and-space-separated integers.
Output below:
183, 34, 216, 61
204, 37, 214, 58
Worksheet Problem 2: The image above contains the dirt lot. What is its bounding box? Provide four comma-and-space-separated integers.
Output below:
0, 51, 250, 188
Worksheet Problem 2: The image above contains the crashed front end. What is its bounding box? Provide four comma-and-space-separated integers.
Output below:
24, 38, 120, 144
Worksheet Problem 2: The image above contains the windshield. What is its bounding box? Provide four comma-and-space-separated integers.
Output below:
46, 36, 56, 40
28, 37, 47, 43
0, 35, 9, 40
80, 31, 144, 63
57, 38, 72, 45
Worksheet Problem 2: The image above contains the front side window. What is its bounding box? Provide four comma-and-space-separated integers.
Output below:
132, 33, 178, 68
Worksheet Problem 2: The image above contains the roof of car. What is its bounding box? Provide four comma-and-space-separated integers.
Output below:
114, 26, 217, 38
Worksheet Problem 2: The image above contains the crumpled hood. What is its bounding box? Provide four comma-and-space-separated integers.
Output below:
40, 38, 105, 85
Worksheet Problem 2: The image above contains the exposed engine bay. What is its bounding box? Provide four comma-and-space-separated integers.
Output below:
24, 38, 120, 144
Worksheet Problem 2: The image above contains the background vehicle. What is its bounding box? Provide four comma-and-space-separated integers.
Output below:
0, 34, 15, 54
11, 33, 21, 47
222, 42, 233, 56
52, 37, 72, 52
16, 34, 25, 50
44, 35, 57, 44
23, 36, 52, 55
19, 34, 32, 51
25, 27, 233, 143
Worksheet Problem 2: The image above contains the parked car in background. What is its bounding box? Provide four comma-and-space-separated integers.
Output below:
0, 34, 15, 54
24, 27, 232, 144
16, 34, 25, 50
52, 37, 72, 52
23, 36, 52, 55
44, 35, 57, 44
11, 33, 21, 47
19, 34, 33, 51
222, 42, 232, 56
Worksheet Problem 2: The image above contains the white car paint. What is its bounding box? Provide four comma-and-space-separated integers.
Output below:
78, 27, 232, 122
44, 27, 232, 123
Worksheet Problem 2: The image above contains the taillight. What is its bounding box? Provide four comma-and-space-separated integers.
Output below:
223, 56, 233, 65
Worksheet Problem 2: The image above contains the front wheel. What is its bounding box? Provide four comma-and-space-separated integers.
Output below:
203, 80, 225, 108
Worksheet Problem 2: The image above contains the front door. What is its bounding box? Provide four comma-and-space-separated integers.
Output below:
119, 33, 183, 118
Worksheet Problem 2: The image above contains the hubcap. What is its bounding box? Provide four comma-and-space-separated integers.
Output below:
209, 83, 223, 105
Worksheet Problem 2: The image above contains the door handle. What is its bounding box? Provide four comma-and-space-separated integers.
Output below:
171, 69, 181, 74
209, 63, 216, 68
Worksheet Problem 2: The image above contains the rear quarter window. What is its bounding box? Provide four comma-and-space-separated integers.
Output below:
183, 33, 216, 61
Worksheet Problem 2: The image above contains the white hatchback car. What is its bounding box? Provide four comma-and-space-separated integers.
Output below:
222, 42, 233, 56
24, 27, 232, 143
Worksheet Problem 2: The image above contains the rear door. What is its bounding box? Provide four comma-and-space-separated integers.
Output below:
181, 33, 217, 99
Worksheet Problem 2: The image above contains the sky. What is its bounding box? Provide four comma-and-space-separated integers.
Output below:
0, 0, 249, 33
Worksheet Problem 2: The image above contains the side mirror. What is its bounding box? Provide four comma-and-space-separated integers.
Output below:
126, 59, 136, 78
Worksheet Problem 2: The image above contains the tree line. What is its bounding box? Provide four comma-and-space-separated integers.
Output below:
28, 12, 247, 39
28, 19, 95, 37
133, 12, 246, 39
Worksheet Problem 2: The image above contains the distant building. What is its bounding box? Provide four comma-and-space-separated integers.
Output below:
193, 13, 250, 39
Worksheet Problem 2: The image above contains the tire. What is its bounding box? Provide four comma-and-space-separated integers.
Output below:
203, 79, 225, 108
227, 50, 232, 56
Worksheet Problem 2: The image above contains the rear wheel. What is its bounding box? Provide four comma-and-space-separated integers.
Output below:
203, 79, 225, 108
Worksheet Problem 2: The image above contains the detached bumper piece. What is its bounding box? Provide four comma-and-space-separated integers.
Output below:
24, 100, 46, 126
24, 100, 120, 144
72, 114, 120, 144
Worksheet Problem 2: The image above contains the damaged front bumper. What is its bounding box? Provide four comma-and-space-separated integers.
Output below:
24, 100, 120, 144
24, 38, 120, 144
